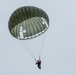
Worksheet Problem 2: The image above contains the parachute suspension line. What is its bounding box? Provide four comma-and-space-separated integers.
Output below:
39, 32, 48, 58
12, 25, 36, 60
16, 40, 36, 60
16, 24, 36, 60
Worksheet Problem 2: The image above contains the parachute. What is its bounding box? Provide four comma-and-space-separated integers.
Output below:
8, 6, 49, 59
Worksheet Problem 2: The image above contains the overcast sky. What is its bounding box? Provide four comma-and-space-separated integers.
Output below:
0, 0, 76, 75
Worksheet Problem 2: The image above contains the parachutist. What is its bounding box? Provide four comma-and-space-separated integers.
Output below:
35, 57, 41, 69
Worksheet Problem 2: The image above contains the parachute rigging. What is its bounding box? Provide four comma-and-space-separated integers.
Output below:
8, 6, 49, 60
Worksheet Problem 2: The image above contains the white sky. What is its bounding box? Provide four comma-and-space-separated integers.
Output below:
0, 0, 76, 75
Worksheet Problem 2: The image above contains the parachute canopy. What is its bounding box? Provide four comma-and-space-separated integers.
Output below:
8, 6, 49, 40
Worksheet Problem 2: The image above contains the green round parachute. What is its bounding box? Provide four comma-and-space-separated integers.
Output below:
8, 6, 49, 40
